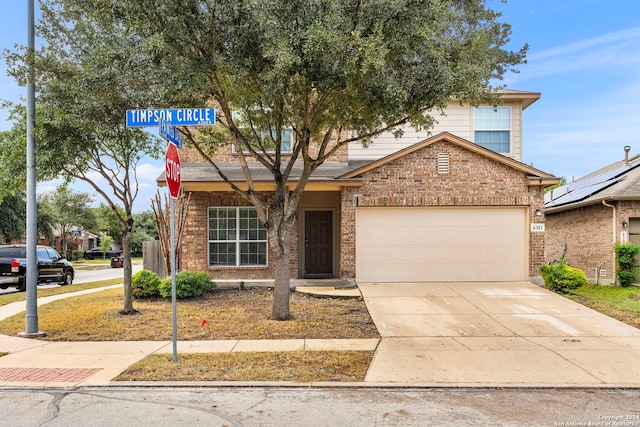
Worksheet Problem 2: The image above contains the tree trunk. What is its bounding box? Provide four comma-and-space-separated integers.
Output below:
119, 227, 137, 314
270, 211, 294, 320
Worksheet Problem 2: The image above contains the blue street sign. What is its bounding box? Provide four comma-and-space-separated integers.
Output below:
126, 108, 216, 127
159, 119, 183, 148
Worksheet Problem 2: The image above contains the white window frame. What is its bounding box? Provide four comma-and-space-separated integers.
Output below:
207, 207, 268, 267
473, 106, 511, 154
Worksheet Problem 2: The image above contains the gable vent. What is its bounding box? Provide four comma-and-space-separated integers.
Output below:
437, 152, 449, 174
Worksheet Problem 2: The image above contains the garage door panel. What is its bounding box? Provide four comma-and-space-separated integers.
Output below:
356, 207, 527, 282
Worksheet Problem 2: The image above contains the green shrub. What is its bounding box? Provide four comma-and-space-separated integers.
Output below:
540, 259, 587, 292
132, 269, 162, 298
159, 271, 216, 299
557, 265, 587, 290
614, 243, 640, 287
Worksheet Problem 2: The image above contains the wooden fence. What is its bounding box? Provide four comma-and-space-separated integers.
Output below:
142, 240, 168, 279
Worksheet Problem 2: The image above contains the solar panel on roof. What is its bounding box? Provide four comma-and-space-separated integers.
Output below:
545, 163, 640, 208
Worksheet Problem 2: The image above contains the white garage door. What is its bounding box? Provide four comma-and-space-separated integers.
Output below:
356, 207, 528, 282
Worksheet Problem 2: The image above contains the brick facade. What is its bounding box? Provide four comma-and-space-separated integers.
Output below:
546, 200, 640, 284
181, 191, 298, 280
178, 129, 349, 164
180, 138, 548, 281
340, 141, 546, 279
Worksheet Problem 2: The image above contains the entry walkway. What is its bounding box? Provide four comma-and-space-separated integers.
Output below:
360, 282, 640, 387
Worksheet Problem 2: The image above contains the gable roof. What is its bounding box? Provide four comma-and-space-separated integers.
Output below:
338, 132, 559, 186
545, 152, 640, 213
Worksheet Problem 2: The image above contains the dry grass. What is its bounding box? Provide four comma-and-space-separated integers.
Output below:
566, 296, 640, 329
0, 287, 379, 341
116, 351, 374, 382
0, 285, 379, 382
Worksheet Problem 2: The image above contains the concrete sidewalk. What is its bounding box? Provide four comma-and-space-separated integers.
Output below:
0, 282, 639, 388
0, 335, 379, 387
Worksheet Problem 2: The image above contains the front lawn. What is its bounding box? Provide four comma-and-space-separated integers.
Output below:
0, 285, 378, 382
0, 287, 379, 341
563, 284, 640, 329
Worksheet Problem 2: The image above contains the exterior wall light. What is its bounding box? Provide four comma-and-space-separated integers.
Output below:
622, 220, 629, 228
534, 208, 542, 216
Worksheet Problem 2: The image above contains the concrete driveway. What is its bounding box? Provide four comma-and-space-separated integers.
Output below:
359, 281, 640, 387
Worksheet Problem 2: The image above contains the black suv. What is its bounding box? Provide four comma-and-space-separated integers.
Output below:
0, 245, 75, 291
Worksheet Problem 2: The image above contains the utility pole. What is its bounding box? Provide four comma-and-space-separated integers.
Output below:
20, 0, 45, 338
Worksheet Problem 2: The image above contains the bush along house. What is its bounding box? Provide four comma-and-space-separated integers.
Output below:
158, 90, 560, 286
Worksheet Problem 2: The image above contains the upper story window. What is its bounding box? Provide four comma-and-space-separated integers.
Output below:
474, 106, 511, 153
267, 128, 292, 152
232, 110, 293, 153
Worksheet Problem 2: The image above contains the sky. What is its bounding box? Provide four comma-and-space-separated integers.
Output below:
1, 1, 640, 212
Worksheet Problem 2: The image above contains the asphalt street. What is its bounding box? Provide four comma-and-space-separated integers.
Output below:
1, 386, 639, 426
0, 264, 143, 295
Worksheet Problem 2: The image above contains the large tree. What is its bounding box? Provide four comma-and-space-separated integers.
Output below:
13, 0, 526, 320
116, 0, 526, 320
0, 189, 55, 245
38, 186, 98, 254
0, 193, 26, 244
2, 1, 163, 314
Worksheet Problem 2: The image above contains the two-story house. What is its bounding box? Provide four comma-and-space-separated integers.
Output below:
160, 89, 560, 284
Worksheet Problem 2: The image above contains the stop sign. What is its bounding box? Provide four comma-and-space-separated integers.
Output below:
165, 142, 181, 198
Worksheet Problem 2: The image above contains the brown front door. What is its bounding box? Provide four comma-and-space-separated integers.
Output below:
304, 211, 333, 278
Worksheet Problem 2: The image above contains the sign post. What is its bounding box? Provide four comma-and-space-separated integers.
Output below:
164, 142, 181, 362
132, 106, 214, 363
169, 195, 177, 362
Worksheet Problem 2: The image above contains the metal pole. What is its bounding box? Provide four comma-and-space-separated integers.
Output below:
170, 197, 177, 362
21, 0, 44, 338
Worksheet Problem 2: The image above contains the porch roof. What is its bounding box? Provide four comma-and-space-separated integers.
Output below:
158, 160, 368, 192
157, 131, 560, 192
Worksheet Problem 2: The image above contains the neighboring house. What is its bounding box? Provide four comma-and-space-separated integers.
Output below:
545, 146, 640, 285
160, 90, 560, 284
47, 230, 98, 253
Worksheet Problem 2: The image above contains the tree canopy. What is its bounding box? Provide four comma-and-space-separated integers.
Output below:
38, 186, 98, 253
111, 0, 527, 319
2, 0, 165, 313
2, 0, 527, 319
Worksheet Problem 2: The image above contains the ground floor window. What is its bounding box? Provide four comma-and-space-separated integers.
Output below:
208, 207, 267, 266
